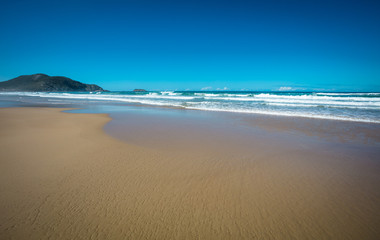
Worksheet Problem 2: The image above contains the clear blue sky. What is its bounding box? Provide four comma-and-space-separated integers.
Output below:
0, 0, 379, 91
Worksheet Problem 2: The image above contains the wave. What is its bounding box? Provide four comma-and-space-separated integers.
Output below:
3, 92, 380, 106
265, 102, 380, 109
252, 93, 380, 102
40, 93, 196, 101
316, 92, 380, 96
203, 96, 380, 107
185, 106, 380, 123
1, 91, 379, 123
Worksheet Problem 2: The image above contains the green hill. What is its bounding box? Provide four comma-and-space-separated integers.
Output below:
0, 74, 105, 92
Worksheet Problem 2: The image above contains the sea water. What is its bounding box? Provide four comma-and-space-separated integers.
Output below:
1, 91, 379, 123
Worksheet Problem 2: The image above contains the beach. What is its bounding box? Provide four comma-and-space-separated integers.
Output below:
0, 107, 379, 239
2, 0, 379, 238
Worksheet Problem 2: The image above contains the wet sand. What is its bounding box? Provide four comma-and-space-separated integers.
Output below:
0, 107, 379, 239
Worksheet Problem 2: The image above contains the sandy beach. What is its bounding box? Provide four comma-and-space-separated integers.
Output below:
0, 107, 379, 239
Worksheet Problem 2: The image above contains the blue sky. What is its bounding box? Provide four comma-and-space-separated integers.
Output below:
0, 0, 379, 91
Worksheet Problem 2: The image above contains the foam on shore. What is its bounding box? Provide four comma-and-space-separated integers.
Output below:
1, 91, 379, 123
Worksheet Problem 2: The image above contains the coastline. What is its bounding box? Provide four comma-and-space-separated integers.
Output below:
1, 91, 379, 124
0, 107, 379, 239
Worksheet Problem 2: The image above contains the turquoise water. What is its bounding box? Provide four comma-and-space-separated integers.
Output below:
1, 91, 380, 123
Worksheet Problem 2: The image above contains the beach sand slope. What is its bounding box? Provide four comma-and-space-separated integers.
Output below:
0, 107, 379, 239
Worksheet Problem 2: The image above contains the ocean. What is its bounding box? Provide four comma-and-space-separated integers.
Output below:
1, 91, 380, 123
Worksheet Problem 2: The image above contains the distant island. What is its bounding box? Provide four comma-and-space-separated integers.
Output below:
0, 74, 106, 92
133, 89, 147, 92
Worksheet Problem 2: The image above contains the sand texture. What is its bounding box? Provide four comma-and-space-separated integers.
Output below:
0, 107, 379, 239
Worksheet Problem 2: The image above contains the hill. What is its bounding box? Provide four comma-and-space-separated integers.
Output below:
0, 74, 105, 92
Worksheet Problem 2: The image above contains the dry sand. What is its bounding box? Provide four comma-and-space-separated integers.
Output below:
0, 107, 379, 239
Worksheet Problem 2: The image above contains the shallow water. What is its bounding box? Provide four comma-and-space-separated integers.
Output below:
1, 91, 380, 123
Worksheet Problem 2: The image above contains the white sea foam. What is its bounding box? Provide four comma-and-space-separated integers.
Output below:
37, 92, 196, 101
160, 91, 177, 95
185, 106, 380, 123
265, 102, 379, 109
204, 95, 380, 107
253, 93, 380, 102
316, 92, 380, 96
1, 91, 379, 123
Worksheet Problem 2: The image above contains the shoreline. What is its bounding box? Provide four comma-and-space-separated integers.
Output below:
1, 91, 379, 124
0, 107, 379, 239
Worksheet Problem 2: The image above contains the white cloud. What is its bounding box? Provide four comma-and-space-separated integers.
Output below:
216, 87, 229, 91
278, 86, 292, 91
201, 86, 212, 90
